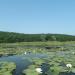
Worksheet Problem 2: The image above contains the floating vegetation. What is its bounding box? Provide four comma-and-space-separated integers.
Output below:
0, 42, 75, 75
0, 61, 16, 75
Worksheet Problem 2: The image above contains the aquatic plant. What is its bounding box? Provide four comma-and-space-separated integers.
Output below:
66, 64, 72, 68
0, 61, 16, 75
35, 68, 42, 73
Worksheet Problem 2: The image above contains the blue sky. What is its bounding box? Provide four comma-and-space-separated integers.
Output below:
0, 0, 75, 35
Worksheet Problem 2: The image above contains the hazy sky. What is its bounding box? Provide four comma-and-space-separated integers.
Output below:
0, 0, 75, 35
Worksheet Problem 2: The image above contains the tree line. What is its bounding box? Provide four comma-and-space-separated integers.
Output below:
0, 31, 75, 43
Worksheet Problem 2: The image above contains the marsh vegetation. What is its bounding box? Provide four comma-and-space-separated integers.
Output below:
0, 61, 16, 75
0, 41, 75, 75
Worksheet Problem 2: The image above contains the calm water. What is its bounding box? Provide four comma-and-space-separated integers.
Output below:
0, 52, 75, 75
0, 53, 47, 75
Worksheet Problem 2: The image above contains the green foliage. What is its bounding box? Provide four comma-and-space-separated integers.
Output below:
0, 31, 75, 43
0, 62, 16, 75
23, 65, 39, 75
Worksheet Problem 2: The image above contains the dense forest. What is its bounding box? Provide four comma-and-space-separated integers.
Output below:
0, 31, 75, 43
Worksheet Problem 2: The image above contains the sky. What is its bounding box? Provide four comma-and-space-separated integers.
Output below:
0, 0, 75, 35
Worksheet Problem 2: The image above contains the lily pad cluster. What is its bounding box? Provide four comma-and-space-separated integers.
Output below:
0, 62, 16, 75
23, 49, 75, 75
